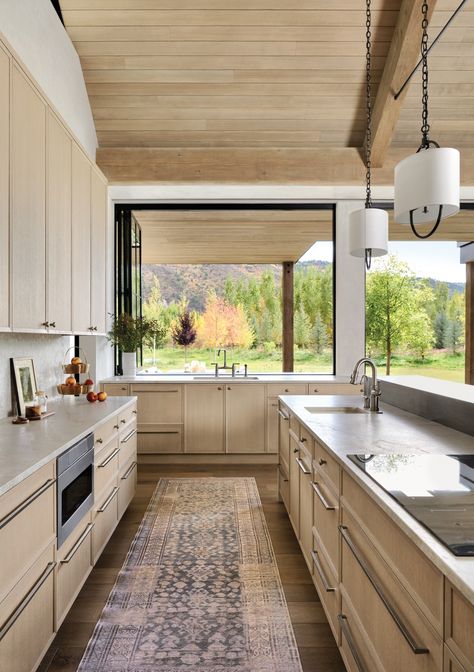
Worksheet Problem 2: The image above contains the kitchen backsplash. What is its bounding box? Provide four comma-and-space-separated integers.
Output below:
0, 333, 73, 418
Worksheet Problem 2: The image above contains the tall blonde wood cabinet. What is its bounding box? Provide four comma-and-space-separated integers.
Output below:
0, 46, 9, 331
225, 384, 266, 453
185, 384, 225, 453
90, 168, 107, 334
47, 112, 72, 333
71, 144, 91, 334
11, 65, 47, 331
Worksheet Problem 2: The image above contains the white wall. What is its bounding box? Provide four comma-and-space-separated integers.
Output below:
0, 0, 97, 159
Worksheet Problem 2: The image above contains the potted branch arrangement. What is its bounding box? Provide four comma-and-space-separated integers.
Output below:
107, 313, 164, 376
172, 309, 197, 368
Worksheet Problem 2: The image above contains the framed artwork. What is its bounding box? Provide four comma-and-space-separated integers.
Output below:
11, 357, 38, 417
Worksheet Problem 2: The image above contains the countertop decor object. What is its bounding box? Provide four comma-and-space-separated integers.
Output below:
11, 356, 38, 418
107, 313, 164, 376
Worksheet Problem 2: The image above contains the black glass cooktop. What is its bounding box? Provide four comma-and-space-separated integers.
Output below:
348, 453, 474, 557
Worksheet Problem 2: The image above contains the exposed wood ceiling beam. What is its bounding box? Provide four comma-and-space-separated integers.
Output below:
369, 0, 437, 167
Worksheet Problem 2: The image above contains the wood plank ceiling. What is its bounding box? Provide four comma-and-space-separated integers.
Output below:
57, 0, 474, 185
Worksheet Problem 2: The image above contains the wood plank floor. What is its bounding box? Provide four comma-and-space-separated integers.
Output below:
39, 464, 345, 672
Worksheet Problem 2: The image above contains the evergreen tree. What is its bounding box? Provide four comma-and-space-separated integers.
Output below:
312, 312, 327, 354
434, 311, 450, 349
294, 306, 311, 348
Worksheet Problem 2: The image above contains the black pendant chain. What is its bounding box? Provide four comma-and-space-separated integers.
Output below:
420, 1, 430, 149
365, 0, 372, 209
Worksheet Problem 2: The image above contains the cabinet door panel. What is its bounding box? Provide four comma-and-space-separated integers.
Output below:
71, 144, 91, 333
0, 46, 9, 330
266, 399, 279, 454
11, 66, 46, 330
131, 385, 183, 428
90, 168, 107, 334
47, 112, 72, 332
185, 384, 224, 453
289, 433, 300, 537
225, 384, 265, 453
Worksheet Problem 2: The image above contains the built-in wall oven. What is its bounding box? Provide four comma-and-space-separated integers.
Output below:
57, 433, 94, 548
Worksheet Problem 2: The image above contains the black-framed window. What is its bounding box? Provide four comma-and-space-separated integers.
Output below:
114, 203, 336, 376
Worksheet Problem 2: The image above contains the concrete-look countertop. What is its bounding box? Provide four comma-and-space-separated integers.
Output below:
101, 374, 351, 384
0, 396, 136, 498
379, 375, 474, 404
279, 394, 474, 604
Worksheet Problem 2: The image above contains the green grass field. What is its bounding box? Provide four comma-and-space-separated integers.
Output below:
142, 347, 465, 381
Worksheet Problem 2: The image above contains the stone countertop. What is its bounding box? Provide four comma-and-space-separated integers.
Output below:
101, 374, 350, 384
379, 375, 474, 404
0, 396, 136, 498
279, 394, 474, 604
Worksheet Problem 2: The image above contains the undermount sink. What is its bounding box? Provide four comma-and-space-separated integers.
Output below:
304, 406, 367, 414
192, 375, 260, 380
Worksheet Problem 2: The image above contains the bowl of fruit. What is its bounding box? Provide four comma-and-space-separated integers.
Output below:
62, 347, 90, 374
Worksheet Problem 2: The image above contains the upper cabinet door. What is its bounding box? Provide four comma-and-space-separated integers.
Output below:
90, 168, 107, 335
0, 46, 9, 331
11, 66, 47, 331
71, 144, 91, 334
47, 112, 72, 333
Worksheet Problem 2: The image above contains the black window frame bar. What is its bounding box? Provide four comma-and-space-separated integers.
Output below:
114, 202, 337, 376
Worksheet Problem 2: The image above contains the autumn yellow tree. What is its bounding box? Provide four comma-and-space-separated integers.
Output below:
196, 292, 253, 349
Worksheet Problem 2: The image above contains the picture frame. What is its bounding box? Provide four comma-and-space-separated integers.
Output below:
11, 357, 38, 417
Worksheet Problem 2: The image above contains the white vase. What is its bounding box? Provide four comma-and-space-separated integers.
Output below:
122, 352, 136, 377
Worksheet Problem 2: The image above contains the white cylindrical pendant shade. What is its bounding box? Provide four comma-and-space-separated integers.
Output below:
394, 147, 460, 224
349, 207, 388, 258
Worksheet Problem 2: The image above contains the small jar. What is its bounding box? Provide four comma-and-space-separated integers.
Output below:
36, 390, 48, 414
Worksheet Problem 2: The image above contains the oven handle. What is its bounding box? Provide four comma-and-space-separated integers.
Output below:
0, 561, 56, 641
121, 429, 137, 444
60, 523, 94, 564
97, 487, 119, 513
0, 479, 55, 530
97, 448, 120, 469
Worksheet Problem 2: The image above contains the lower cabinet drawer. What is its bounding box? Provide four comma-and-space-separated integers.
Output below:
56, 519, 93, 627
119, 423, 137, 470
0, 544, 55, 672
312, 533, 340, 644
444, 646, 471, 672
138, 428, 183, 454
118, 461, 137, 520
118, 402, 137, 428
312, 473, 339, 580
339, 597, 380, 672
299, 470, 313, 571
279, 466, 289, 510
445, 581, 474, 671
102, 383, 129, 396
93, 486, 118, 562
95, 437, 120, 502
340, 511, 443, 672
314, 440, 340, 495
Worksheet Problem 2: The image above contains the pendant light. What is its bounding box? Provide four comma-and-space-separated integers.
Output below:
394, 1, 460, 238
349, 0, 388, 270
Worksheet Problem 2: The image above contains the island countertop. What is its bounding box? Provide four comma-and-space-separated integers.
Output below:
279, 394, 474, 604
101, 374, 351, 384
0, 396, 136, 498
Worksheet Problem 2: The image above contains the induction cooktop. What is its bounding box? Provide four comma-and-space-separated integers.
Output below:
348, 453, 474, 557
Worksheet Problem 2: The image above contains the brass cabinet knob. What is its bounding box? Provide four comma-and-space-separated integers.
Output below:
319, 458, 327, 466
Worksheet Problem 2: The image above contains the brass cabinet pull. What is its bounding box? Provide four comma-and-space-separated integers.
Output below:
339, 526, 429, 655
278, 409, 289, 420
278, 465, 289, 482
121, 387, 127, 391
0, 561, 56, 641
97, 448, 119, 468
96, 438, 103, 444
312, 482, 336, 511
41, 321, 49, 327
338, 614, 367, 672
120, 419, 127, 424
121, 429, 137, 444
300, 437, 307, 442
311, 549, 335, 593
49, 321, 56, 328
60, 523, 94, 564
121, 462, 137, 480
318, 457, 327, 466
113, 424, 119, 430
296, 457, 311, 475
217, 386, 222, 390
97, 487, 118, 513
132, 409, 137, 414
0, 479, 55, 530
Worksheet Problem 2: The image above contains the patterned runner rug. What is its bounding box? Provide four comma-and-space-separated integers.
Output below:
78, 478, 303, 672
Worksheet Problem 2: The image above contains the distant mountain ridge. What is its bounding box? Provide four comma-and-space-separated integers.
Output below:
142, 260, 464, 313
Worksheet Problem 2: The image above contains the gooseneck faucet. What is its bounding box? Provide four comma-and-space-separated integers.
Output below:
350, 357, 382, 413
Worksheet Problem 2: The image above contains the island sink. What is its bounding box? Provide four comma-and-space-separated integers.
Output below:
304, 406, 368, 414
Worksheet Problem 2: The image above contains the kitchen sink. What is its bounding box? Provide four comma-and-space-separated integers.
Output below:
192, 375, 260, 380
304, 406, 367, 414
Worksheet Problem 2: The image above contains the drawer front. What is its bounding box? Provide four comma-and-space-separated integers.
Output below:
0, 544, 55, 672
342, 471, 443, 632
102, 383, 129, 396
95, 436, 120, 501
299, 425, 314, 456
267, 383, 307, 397
93, 486, 118, 562
56, 519, 93, 626
309, 383, 363, 395
138, 428, 183, 454
289, 413, 300, 435
314, 440, 340, 495
118, 402, 137, 428
131, 385, 183, 427
267, 399, 279, 454
94, 415, 119, 448
118, 461, 137, 520
278, 406, 290, 473
312, 534, 340, 644
340, 510, 443, 672
445, 582, 474, 671
298, 442, 312, 473
289, 433, 300, 537
279, 466, 289, 511
339, 597, 379, 672
0, 462, 55, 603
444, 646, 471, 672
299, 470, 313, 570
119, 423, 137, 470
312, 473, 339, 580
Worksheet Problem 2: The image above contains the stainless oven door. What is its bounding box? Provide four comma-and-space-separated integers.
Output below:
57, 446, 94, 548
